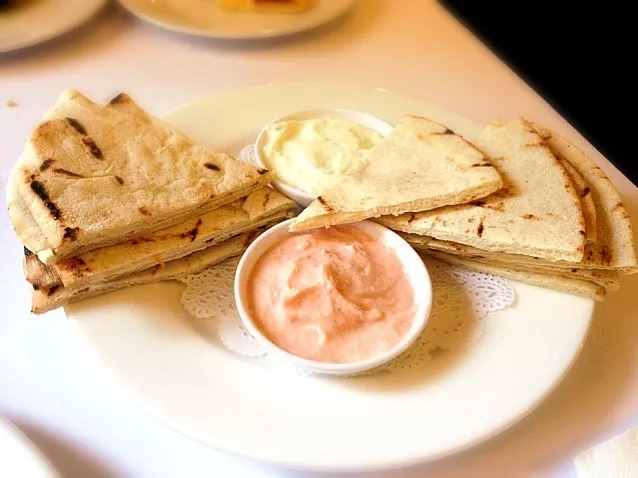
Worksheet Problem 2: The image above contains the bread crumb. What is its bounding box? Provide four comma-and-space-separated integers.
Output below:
6, 100, 18, 107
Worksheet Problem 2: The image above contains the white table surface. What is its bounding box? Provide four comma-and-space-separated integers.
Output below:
1, 1, 637, 477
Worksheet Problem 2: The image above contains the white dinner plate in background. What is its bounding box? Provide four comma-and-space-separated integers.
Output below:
67, 83, 594, 472
0, 0, 108, 54
117, 0, 356, 40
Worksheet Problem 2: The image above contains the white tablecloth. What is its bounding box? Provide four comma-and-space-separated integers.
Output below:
1, 2, 637, 477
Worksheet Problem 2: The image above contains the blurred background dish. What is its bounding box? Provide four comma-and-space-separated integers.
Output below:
216, 0, 317, 14
0, 0, 108, 54
117, 0, 356, 40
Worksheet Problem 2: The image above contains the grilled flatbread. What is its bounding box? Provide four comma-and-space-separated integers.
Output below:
7, 90, 274, 264
401, 232, 623, 282
427, 251, 606, 301
393, 124, 637, 274
31, 229, 265, 314
288, 114, 503, 232
404, 236, 618, 289
379, 118, 586, 262
24, 188, 295, 290
558, 156, 597, 244
23, 247, 60, 291
532, 123, 637, 272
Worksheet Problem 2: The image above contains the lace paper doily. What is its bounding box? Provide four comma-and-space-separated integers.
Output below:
179, 254, 515, 374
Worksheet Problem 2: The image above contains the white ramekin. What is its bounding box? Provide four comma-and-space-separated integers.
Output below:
234, 218, 432, 377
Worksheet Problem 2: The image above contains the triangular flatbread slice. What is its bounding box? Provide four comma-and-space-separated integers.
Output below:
392, 124, 637, 273
31, 228, 266, 314
532, 123, 637, 272
403, 232, 618, 286
427, 251, 606, 301
404, 236, 618, 289
379, 118, 586, 262
7, 90, 274, 264
288, 114, 503, 232
24, 188, 295, 290
400, 232, 627, 279
558, 156, 597, 244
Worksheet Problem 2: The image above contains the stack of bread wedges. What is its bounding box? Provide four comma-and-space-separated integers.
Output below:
7, 90, 297, 313
289, 116, 637, 301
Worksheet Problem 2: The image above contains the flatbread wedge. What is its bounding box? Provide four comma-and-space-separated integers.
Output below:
7, 90, 274, 264
393, 124, 638, 273
402, 233, 619, 288
379, 118, 586, 262
24, 188, 296, 290
31, 229, 266, 314
558, 156, 597, 245
532, 123, 637, 272
427, 251, 606, 301
288, 114, 503, 232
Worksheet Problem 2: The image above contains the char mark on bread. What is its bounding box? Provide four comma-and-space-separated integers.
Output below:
30, 180, 61, 220
63, 227, 79, 241
66, 118, 87, 135
81, 137, 103, 159
53, 168, 84, 178
181, 219, 203, 242
471, 163, 493, 167
430, 128, 455, 135
109, 93, 127, 105
317, 196, 333, 211
477, 220, 485, 237
40, 159, 55, 171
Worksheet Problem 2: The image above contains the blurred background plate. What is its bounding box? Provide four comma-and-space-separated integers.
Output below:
0, 417, 59, 478
117, 0, 356, 40
0, 0, 108, 54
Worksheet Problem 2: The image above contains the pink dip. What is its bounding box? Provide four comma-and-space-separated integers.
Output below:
246, 225, 416, 363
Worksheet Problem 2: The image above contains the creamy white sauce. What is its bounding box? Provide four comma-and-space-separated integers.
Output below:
259, 116, 383, 195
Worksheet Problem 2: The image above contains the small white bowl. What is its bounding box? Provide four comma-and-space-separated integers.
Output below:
234, 218, 432, 377
254, 109, 394, 207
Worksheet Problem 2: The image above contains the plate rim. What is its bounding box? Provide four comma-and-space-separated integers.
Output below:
0, 416, 61, 478
70, 317, 592, 473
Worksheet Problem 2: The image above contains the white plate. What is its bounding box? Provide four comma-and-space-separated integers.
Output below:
67, 83, 594, 472
0, 0, 108, 54
0, 417, 59, 478
117, 0, 356, 40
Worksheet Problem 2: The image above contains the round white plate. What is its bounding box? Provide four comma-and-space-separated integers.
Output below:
67, 83, 594, 472
0, 0, 108, 54
0, 417, 59, 478
117, 0, 356, 40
